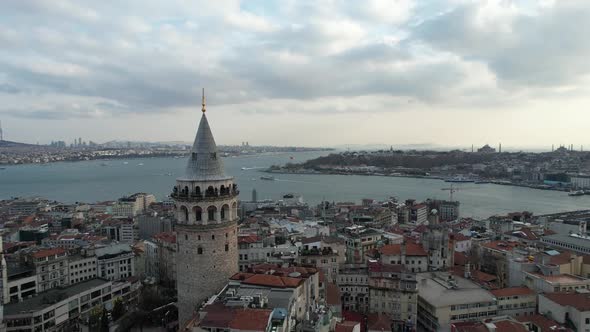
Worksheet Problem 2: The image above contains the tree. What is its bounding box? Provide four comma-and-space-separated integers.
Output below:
112, 297, 125, 321
100, 306, 110, 332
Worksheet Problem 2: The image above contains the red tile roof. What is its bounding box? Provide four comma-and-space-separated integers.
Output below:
32, 247, 66, 259
451, 233, 470, 242
326, 283, 341, 306
481, 241, 519, 252
543, 292, 590, 312
493, 320, 528, 332
238, 234, 261, 244
153, 232, 176, 244
454, 251, 468, 266
367, 314, 391, 332
335, 321, 359, 332
515, 314, 572, 332
549, 251, 573, 265
238, 273, 303, 288
379, 242, 427, 256
490, 287, 535, 297
229, 309, 272, 331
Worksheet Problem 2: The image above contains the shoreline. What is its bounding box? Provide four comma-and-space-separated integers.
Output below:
263, 168, 573, 194
0, 149, 332, 167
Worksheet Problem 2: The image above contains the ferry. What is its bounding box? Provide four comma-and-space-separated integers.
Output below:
123, 161, 129, 165
568, 190, 585, 197
445, 175, 475, 183
137, 163, 144, 166
260, 175, 275, 181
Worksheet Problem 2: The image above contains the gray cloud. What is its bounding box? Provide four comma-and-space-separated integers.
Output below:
414, 1, 590, 88
0, 0, 589, 123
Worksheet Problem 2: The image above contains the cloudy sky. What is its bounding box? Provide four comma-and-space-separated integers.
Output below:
1, 0, 590, 149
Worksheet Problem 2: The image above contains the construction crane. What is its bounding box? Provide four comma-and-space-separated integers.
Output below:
440, 184, 476, 201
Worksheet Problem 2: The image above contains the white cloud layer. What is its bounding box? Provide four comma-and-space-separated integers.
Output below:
1, 0, 590, 148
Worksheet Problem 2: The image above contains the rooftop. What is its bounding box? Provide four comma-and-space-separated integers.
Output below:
5, 278, 110, 316
515, 314, 572, 332
527, 272, 587, 284
32, 247, 66, 259
180, 107, 231, 181
490, 287, 535, 298
379, 242, 427, 256
542, 292, 590, 312
417, 272, 495, 307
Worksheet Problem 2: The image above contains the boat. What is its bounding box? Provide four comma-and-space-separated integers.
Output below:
474, 180, 490, 184
0, 167, 5, 170
137, 163, 144, 166
123, 162, 129, 165
568, 190, 585, 197
260, 176, 275, 181
100, 162, 109, 167
445, 175, 475, 183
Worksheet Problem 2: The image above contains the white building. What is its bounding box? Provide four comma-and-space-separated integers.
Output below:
539, 292, 590, 332
490, 287, 536, 317
68, 255, 98, 285
416, 272, 497, 332
95, 244, 135, 281
571, 175, 590, 189
3, 278, 140, 331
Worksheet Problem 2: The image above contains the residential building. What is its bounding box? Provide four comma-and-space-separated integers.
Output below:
338, 264, 369, 313
95, 244, 135, 281
490, 287, 536, 317
368, 263, 417, 330
539, 292, 590, 332
379, 242, 428, 273
26, 248, 69, 292
3, 278, 140, 332
341, 226, 382, 264
67, 254, 98, 285
416, 272, 497, 332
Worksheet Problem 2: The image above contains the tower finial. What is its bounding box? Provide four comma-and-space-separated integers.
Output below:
201, 88, 206, 113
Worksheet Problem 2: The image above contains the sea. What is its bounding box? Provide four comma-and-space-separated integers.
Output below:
1, 151, 589, 219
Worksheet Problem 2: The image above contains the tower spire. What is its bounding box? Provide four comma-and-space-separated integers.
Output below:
201, 88, 206, 113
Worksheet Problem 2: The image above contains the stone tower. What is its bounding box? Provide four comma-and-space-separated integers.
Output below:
173, 89, 239, 326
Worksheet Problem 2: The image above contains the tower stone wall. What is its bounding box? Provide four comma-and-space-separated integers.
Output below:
174, 91, 239, 327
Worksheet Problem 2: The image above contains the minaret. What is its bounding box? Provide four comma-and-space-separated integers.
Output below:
173, 89, 239, 326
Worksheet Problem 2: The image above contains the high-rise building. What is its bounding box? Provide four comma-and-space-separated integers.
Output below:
173, 90, 239, 326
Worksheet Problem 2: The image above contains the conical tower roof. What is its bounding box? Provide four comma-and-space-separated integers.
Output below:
180, 90, 231, 181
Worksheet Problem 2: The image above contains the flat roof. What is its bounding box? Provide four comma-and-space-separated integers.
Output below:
542, 234, 590, 249
417, 272, 495, 308
5, 278, 110, 316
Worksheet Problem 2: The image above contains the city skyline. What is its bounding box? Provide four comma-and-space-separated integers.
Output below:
2, 1, 590, 148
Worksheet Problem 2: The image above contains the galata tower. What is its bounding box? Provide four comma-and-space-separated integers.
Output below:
173, 89, 239, 326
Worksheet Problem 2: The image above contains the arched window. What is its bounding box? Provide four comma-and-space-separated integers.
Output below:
195, 186, 201, 196
206, 186, 215, 197
212, 234, 215, 240
183, 186, 189, 195
207, 206, 217, 221
179, 206, 189, 222
198, 235, 201, 240
220, 185, 226, 195
232, 202, 238, 219
185, 234, 188, 241
221, 204, 230, 221
225, 244, 229, 252
197, 247, 203, 255
193, 206, 202, 222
